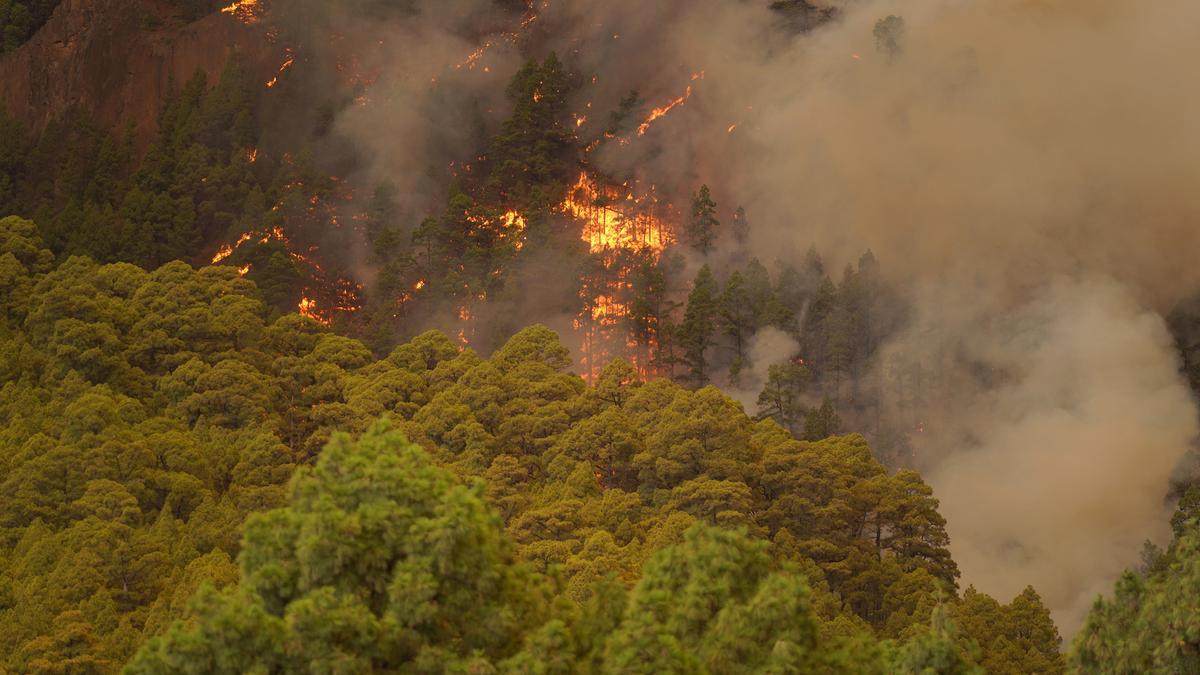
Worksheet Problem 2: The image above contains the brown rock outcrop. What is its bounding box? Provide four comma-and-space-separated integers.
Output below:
0, 0, 273, 144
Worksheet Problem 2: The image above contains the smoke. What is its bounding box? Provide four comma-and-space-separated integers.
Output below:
728, 326, 801, 410
899, 277, 1197, 635
742, 0, 1200, 634
314, 0, 1200, 633
535, 0, 1200, 633
320, 0, 521, 224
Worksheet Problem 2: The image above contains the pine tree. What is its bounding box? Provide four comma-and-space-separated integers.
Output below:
686, 185, 719, 255
718, 271, 754, 381
679, 265, 719, 387
803, 396, 841, 440
756, 360, 810, 432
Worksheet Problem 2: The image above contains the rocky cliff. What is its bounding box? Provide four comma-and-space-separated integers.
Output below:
0, 0, 273, 144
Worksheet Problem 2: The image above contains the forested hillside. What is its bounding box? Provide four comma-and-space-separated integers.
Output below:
3, 0, 1200, 672
0, 215, 1065, 672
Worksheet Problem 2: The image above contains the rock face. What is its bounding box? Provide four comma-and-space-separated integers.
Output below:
0, 0, 274, 144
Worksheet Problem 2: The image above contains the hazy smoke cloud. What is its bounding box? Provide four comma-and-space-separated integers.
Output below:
326, 0, 520, 224
900, 277, 1197, 635
728, 326, 801, 410
537, 0, 1200, 633
325, 0, 1200, 633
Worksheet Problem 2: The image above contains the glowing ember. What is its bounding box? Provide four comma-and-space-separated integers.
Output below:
457, 45, 489, 70
247, 148, 258, 163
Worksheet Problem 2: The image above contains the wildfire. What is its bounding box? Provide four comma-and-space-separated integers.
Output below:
238, 264, 252, 276
456, 305, 472, 347
247, 148, 258, 163
299, 297, 325, 324
559, 171, 674, 380
212, 244, 234, 265
466, 209, 528, 251
221, 0, 261, 24
636, 71, 704, 137
266, 49, 295, 89
457, 45, 489, 70
562, 172, 670, 254
453, 32, 520, 72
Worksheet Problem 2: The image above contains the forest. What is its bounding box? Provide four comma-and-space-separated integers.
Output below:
2, 0, 1200, 672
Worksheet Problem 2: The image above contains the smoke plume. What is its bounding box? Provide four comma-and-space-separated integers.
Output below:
534, 0, 1200, 633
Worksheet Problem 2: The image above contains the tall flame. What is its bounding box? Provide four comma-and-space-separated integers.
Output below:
299, 297, 325, 324
560, 171, 674, 380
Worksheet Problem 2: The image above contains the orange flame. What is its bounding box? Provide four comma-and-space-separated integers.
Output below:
212, 244, 234, 265
221, 0, 260, 24
299, 297, 327, 324
561, 172, 670, 254
467, 209, 528, 251
266, 49, 295, 89
559, 171, 674, 380
636, 72, 703, 137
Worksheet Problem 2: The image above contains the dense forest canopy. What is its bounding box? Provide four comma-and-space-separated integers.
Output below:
2, 0, 1200, 672
0, 213, 1062, 671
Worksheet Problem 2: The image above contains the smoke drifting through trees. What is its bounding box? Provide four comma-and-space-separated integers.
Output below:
286, 0, 1200, 634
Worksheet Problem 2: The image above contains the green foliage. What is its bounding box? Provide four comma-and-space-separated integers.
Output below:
0, 215, 1050, 671
0, 0, 59, 53
951, 586, 1064, 674
128, 421, 553, 672
1070, 526, 1200, 673
686, 184, 719, 255
898, 605, 982, 674
680, 264, 718, 387
0, 61, 264, 275
486, 53, 576, 210
602, 525, 822, 673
